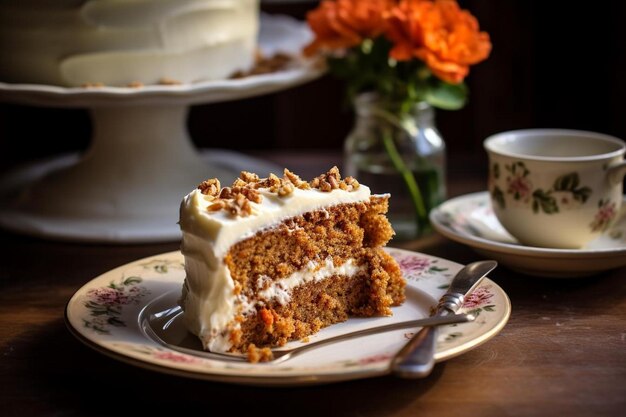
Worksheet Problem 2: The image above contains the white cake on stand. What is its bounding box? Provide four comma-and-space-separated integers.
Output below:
0, 11, 323, 243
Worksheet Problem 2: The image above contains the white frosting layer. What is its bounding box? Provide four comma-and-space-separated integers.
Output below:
257, 257, 363, 305
0, 0, 259, 86
179, 183, 372, 353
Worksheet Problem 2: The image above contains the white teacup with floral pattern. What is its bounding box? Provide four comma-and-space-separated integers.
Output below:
484, 129, 626, 248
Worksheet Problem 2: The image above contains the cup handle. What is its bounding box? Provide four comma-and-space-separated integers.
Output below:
608, 161, 626, 185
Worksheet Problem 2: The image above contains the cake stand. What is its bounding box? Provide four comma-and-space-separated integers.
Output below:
0, 14, 323, 243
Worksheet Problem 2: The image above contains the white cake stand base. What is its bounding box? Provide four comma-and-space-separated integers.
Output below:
0, 14, 322, 243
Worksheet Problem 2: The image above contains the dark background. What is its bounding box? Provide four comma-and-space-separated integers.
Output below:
1, 0, 625, 171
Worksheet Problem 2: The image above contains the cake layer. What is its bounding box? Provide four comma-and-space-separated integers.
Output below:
0, 0, 259, 86
179, 179, 371, 261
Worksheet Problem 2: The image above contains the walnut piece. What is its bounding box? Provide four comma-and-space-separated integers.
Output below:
207, 200, 226, 211
240, 171, 260, 184
277, 182, 295, 197
198, 178, 221, 196
310, 166, 341, 192
284, 168, 310, 190
310, 166, 359, 192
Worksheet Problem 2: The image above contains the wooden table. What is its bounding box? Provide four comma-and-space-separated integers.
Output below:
0, 151, 624, 417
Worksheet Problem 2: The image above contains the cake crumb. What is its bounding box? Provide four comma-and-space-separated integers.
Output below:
247, 343, 274, 363
126, 81, 144, 88
81, 82, 104, 88
232, 52, 293, 79
158, 77, 182, 85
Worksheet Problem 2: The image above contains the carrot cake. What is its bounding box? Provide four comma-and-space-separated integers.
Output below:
178, 167, 405, 361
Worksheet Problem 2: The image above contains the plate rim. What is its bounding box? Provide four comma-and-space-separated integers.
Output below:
65, 248, 511, 386
430, 191, 626, 260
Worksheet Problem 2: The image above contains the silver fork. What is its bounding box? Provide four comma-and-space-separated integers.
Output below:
146, 307, 474, 364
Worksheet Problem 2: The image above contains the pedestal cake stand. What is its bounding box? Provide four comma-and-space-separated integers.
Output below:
0, 14, 323, 243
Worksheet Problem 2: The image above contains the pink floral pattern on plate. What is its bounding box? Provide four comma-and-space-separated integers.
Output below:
83, 277, 149, 334
82, 259, 183, 334
390, 248, 450, 282
462, 284, 496, 316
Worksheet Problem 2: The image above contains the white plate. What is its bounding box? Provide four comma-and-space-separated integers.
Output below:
430, 192, 626, 278
65, 248, 510, 386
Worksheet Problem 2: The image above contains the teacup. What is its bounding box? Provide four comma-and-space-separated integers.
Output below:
484, 129, 626, 248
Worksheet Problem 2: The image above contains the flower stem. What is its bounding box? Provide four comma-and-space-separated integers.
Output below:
380, 129, 428, 230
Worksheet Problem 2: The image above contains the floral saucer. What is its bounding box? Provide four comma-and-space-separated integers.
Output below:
65, 248, 510, 386
430, 192, 626, 277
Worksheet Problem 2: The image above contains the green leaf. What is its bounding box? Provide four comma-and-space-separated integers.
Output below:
424, 82, 468, 110
91, 310, 107, 316
492, 186, 505, 209
553, 173, 580, 191
493, 162, 500, 179
467, 308, 482, 317
108, 316, 126, 327
574, 187, 592, 203
532, 190, 559, 214
124, 276, 141, 285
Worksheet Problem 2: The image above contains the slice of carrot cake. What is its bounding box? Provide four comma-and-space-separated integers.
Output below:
178, 167, 405, 361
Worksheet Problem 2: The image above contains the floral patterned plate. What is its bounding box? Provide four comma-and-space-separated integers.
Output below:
65, 248, 510, 386
430, 192, 626, 278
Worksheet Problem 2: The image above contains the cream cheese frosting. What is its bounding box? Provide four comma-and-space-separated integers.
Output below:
179, 177, 374, 353
0, 0, 259, 86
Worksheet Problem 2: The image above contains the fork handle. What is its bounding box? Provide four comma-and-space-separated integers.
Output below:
389, 325, 438, 378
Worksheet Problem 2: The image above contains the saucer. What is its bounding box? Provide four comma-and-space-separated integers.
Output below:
429, 192, 626, 278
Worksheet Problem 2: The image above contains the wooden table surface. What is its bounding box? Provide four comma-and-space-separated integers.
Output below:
0, 151, 624, 417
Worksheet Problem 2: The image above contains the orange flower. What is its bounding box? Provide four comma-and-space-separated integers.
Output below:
385, 0, 491, 84
304, 0, 394, 56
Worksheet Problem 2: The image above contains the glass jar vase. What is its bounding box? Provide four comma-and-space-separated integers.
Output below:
344, 92, 446, 240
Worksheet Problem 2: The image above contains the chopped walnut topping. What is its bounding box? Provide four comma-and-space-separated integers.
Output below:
278, 182, 295, 197
207, 199, 226, 211
241, 187, 262, 204
232, 178, 247, 188
219, 187, 234, 199
344, 176, 360, 191
226, 193, 252, 217
257, 173, 282, 192
199, 166, 360, 218
283, 168, 310, 190
218, 186, 262, 204
310, 166, 359, 192
198, 178, 221, 196
235, 193, 246, 206
240, 171, 260, 184
328, 174, 339, 189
